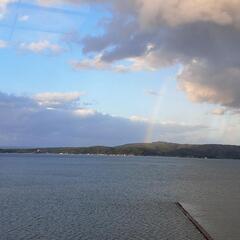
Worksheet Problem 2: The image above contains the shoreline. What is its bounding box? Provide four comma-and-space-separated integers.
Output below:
1, 141, 240, 159
0, 151, 239, 161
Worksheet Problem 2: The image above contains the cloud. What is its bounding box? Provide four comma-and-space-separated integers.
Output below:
36, 0, 111, 6
71, 55, 110, 71
129, 115, 148, 122
20, 40, 62, 54
0, 92, 206, 147
71, 55, 132, 73
178, 60, 240, 108
0, 0, 236, 108
18, 15, 29, 22
135, 0, 240, 28
3, 0, 239, 109
34, 92, 83, 108
212, 108, 226, 116
0, 39, 7, 48
47, 0, 240, 28
71, 45, 162, 73
0, 0, 15, 19
55, 0, 240, 109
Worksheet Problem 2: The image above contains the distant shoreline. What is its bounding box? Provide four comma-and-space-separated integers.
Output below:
1, 141, 240, 160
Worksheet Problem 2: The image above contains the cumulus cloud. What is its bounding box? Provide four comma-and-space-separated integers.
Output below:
42, 0, 240, 28
74, 108, 96, 117
71, 55, 110, 71
55, 0, 240, 109
71, 55, 133, 73
0, 92, 206, 147
20, 40, 62, 54
34, 92, 83, 108
129, 115, 148, 122
0, 39, 7, 48
18, 15, 29, 21
9, 0, 240, 110
178, 60, 240, 107
136, 0, 240, 28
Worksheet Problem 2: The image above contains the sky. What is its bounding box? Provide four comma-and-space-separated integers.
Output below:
0, 0, 240, 147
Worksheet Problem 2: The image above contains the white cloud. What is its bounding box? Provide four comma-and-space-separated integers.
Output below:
20, 40, 62, 54
212, 108, 226, 116
18, 15, 29, 21
136, 0, 240, 28
71, 54, 109, 71
178, 60, 240, 108
34, 92, 83, 107
74, 108, 96, 117
0, 39, 7, 48
129, 115, 148, 122
71, 54, 132, 73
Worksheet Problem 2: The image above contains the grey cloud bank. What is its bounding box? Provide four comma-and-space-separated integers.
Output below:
0, 92, 206, 147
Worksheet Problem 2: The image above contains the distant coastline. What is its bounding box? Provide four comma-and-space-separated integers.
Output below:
1, 141, 240, 159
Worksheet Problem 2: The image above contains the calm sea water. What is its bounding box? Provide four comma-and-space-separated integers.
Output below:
1, 154, 240, 240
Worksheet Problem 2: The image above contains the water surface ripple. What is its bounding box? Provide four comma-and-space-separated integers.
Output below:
1, 154, 240, 240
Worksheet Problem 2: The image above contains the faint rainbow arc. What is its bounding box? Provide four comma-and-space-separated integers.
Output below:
144, 88, 165, 143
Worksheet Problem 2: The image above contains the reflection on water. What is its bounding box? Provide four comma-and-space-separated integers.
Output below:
0, 154, 240, 240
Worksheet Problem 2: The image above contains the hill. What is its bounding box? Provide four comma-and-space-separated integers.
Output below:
1, 141, 240, 159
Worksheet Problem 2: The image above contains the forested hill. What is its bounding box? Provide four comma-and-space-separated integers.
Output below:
1, 141, 240, 159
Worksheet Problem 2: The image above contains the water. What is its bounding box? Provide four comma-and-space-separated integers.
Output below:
1, 154, 240, 240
